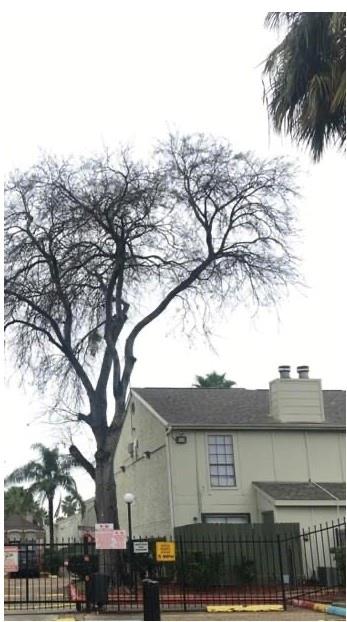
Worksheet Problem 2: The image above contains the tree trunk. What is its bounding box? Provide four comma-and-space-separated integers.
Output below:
94, 441, 119, 527
94, 437, 120, 578
48, 495, 54, 547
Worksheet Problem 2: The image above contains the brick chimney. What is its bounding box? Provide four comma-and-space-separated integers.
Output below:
269, 365, 325, 423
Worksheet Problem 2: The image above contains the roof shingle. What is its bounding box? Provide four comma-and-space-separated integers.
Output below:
253, 481, 346, 501
133, 387, 345, 427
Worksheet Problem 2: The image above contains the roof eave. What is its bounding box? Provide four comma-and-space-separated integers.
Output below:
167, 423, 345, 431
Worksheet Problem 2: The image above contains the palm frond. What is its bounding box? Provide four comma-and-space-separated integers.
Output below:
263, 12, 346, 161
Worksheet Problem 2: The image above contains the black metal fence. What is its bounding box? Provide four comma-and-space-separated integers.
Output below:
4, 518, 345, 612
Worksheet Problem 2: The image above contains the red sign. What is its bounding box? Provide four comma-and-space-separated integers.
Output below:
5, 546, 19, 572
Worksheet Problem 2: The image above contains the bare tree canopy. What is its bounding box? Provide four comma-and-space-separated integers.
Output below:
5, 134, 299, 525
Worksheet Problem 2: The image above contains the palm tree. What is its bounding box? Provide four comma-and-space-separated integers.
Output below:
194, 371, 236, 388
5, 444, 84, 545
61, 494, 85, 517
263, 12, 346, 161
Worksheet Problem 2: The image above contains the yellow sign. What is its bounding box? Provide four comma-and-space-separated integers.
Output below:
155, 541, 176, 562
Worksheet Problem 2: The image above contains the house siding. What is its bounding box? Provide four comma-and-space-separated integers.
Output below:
114, 395, 172, 538
168, 429, 345, 527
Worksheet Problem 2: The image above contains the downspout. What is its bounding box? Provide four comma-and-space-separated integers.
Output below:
194, 433, 203, 521
165, 426, 175, 538
309, 479, 340, 522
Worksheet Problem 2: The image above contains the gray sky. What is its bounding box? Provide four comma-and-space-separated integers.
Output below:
3, 1, 346, 501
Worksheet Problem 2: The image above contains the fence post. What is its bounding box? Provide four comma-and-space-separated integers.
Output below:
276, 534, 287, 611
179, 536, 187, 612
25, 545, 29, 607
143, 579, 160, 621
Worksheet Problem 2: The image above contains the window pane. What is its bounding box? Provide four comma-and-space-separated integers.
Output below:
208, 434, 235, 487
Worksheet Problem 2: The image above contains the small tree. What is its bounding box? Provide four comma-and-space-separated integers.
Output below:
5, 134, 299, 526
194, 371, 236, 388
5, 444, 83, 544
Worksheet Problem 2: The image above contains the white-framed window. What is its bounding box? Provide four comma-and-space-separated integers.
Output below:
207, 434, 236, 487
203, 513, 250, 524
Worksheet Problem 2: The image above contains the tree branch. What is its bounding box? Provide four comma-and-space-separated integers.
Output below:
69, 445, 95, 481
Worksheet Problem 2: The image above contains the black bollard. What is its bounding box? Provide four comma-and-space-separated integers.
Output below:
143, 578, 160, 621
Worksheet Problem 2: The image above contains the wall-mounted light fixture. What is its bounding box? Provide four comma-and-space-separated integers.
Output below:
174, 434, 187, 444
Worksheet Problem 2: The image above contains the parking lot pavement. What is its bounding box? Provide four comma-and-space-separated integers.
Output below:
3, 607, 345, 621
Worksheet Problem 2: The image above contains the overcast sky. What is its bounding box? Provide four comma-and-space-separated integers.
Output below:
3, 1, 346, 502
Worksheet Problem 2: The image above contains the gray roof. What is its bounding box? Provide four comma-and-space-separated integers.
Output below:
133, 387, 345, 428
253, 481, 346, 501
4, 514, 44, 531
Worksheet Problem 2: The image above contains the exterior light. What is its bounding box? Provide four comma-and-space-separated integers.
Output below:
123, 492, 135, 504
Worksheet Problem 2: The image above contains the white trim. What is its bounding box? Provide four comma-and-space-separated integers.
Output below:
274, 499, 346, 507
205, 432, 239, 491
131, 390, 168, 426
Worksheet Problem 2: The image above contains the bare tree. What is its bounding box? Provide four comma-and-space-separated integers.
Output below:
5, 134, 299, 526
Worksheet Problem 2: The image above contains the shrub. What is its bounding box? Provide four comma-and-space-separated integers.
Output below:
177, 551, 223, 589
234, 558, 256, 584
331, 546, 346, 583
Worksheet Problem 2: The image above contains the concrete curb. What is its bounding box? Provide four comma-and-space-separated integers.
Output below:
292, 598, 346, 618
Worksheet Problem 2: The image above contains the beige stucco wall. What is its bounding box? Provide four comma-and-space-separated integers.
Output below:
274, 506, 345, 529
114, 395, 172, 538
54, 498, 96, 541
169, 429, 345, 527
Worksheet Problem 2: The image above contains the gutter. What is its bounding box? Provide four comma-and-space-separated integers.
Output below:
164, 423, 345, 432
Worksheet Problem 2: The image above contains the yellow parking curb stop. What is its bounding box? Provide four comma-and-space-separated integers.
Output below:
207, 604, 284, 613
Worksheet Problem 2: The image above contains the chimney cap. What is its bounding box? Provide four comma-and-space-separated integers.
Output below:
278, 365, 291, 379
297, 365, 309, 379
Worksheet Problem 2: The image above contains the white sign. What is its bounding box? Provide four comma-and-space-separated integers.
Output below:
5, 546, 19, 572
133, 541, 149, 554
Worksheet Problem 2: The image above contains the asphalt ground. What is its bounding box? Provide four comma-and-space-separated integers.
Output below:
3, 607, 345, 621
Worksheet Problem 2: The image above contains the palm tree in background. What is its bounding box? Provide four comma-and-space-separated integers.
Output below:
263, 12, 346, 161
5, 444, 84, 544
61, 494, 85, 517
194, 371, 236, 388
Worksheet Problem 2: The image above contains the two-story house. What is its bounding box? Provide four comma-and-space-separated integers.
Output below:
114, 365, 346, 538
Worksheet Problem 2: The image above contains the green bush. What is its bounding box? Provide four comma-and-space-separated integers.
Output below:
42, 544, 94, 577
331, 546, 346, 583
233, 558, 256, 584
67, 554, 98, 579
42, 549, 66, 575
177, 551, 223, 589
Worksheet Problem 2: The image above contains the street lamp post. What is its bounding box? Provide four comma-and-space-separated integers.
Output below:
123, 493, 135, 587
123, 492, 135, 544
